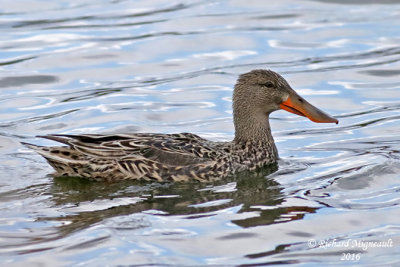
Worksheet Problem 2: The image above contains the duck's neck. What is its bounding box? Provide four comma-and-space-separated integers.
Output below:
233, 110, 276, 149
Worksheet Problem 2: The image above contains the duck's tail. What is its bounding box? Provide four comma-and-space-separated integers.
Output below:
21, 142, 86, 176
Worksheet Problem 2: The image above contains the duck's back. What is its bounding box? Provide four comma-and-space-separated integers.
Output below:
22, 133, 230, 182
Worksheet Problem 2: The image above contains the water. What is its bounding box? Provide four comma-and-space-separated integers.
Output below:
1, 0, 400, 265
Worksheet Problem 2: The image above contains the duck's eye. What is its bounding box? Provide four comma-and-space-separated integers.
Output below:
261, 81, 275, 88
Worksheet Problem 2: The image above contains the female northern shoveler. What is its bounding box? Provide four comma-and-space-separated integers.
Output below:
23, 70, 338, 182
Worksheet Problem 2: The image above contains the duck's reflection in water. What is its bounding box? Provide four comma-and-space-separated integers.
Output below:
42, 164, 317, 237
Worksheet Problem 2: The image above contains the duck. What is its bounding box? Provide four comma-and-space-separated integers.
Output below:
22, 69, 338, 182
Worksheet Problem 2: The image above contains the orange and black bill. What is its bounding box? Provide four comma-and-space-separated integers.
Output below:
280, 92, 338, 124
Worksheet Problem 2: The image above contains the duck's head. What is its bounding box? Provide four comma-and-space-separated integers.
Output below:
232, 69, 338, 126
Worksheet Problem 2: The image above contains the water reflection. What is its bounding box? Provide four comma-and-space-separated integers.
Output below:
46, 165, 296, 230
0, 163, 321, 261
310, 0, 400, 4
0, 75, 58, 88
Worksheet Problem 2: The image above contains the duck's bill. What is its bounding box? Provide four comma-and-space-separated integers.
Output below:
279, 93, 338, 124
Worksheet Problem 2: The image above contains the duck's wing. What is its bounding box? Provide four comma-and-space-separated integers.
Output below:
38, 133, 219, 166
